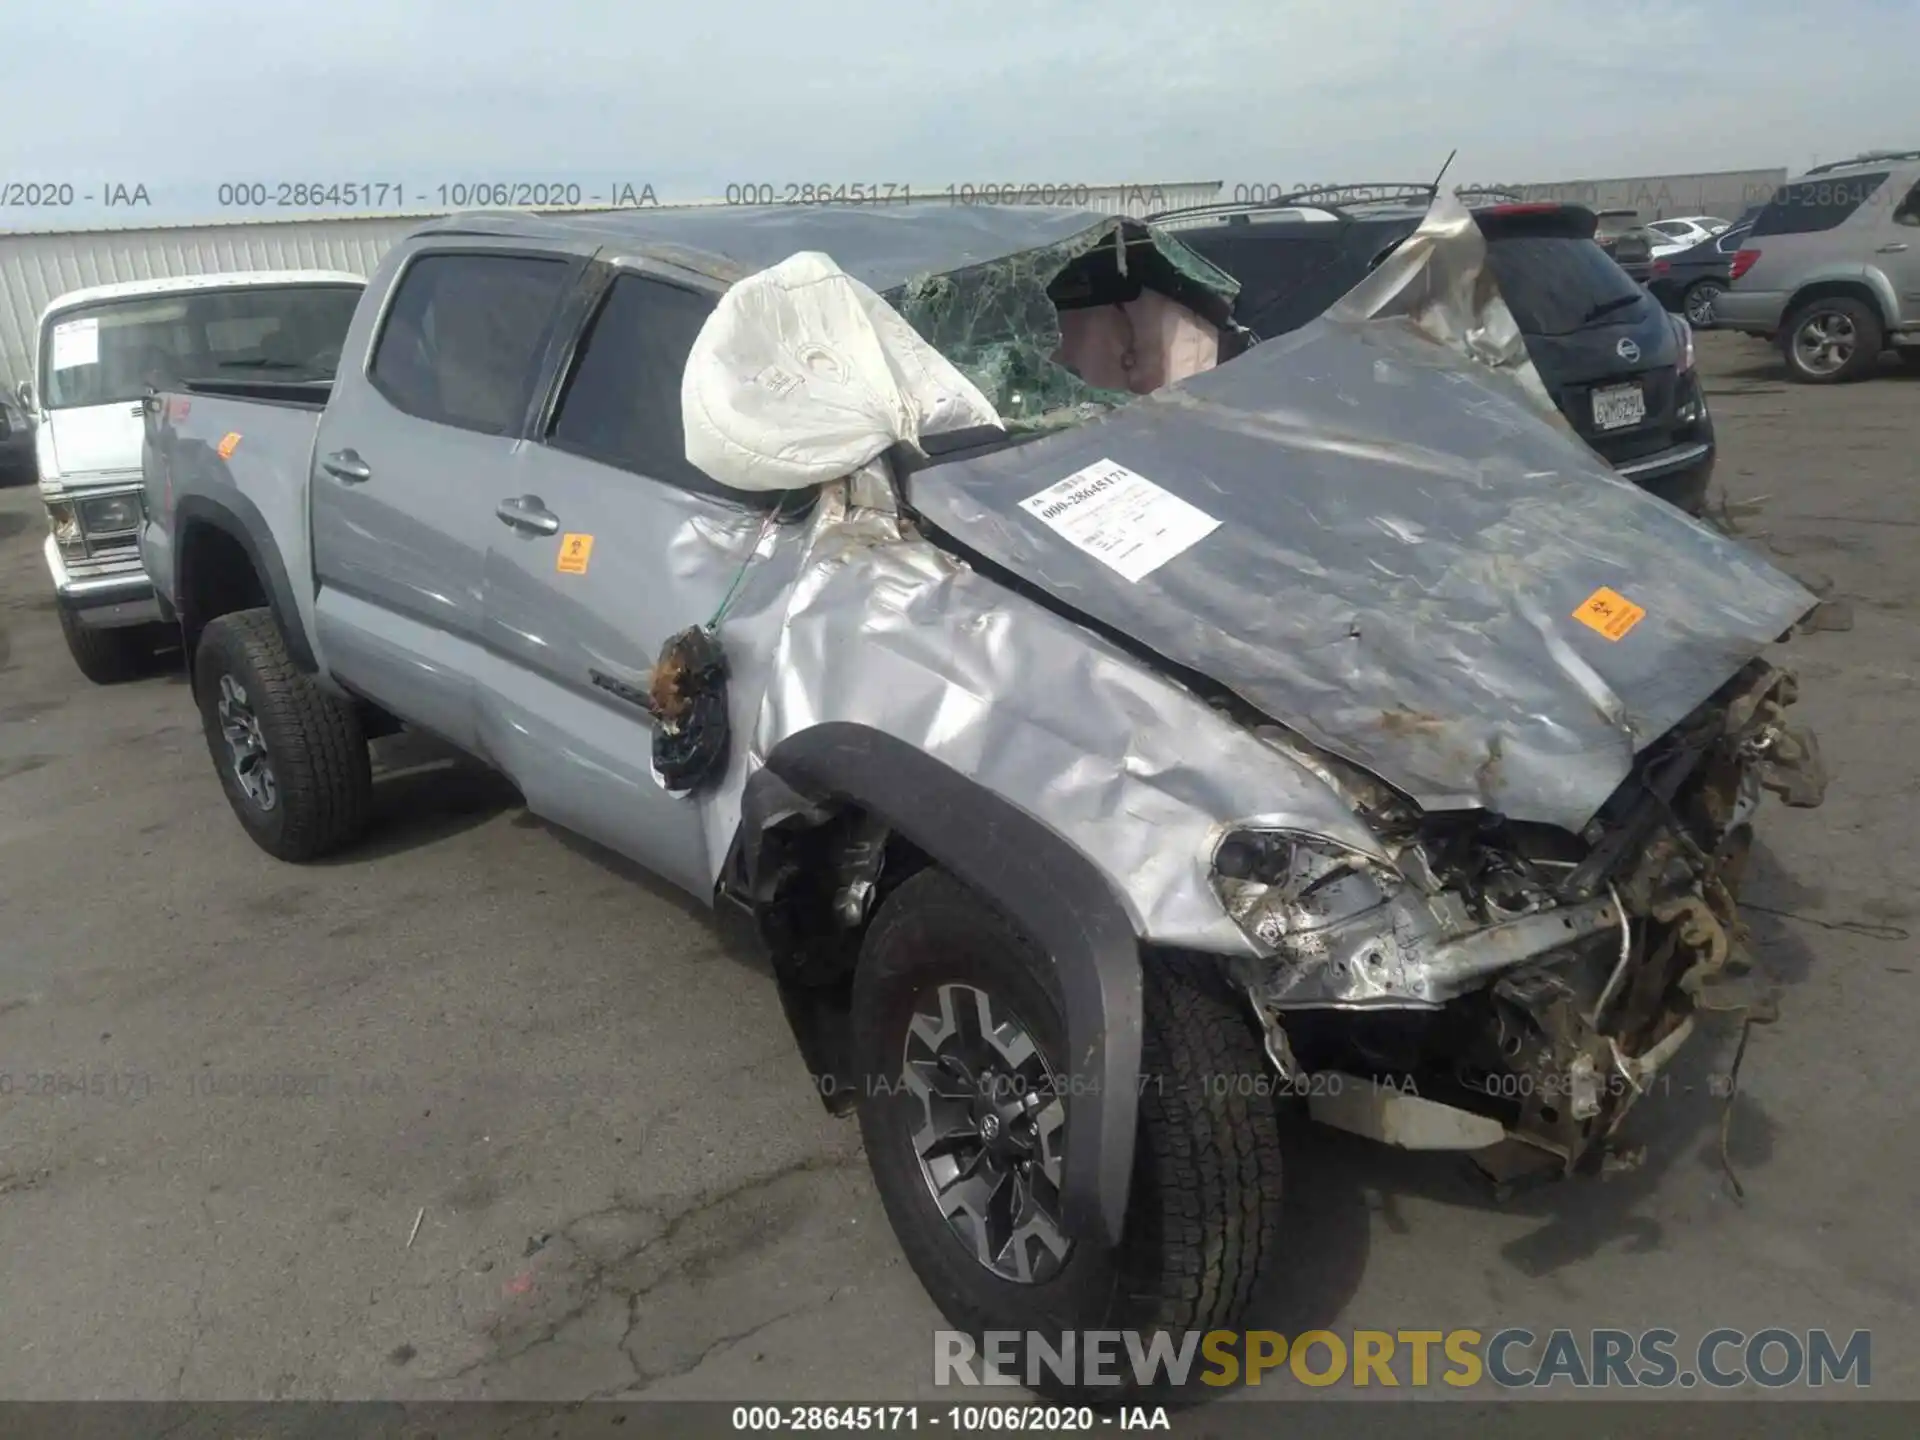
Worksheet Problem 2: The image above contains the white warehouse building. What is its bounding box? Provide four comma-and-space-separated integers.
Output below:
0, 182, 1225, 387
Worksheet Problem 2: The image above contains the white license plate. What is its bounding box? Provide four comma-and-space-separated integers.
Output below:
1592, 383, 1647, 431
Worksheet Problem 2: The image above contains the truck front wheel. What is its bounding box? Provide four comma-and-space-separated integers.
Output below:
192, 608, 370, 861
852, 869, 1285, 1401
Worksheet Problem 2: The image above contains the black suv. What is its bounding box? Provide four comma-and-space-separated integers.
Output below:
1594, 209, 1658, 284
1152, 187, 1716, 513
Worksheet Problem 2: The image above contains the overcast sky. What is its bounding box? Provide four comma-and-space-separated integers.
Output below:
4, 0, 1914, 226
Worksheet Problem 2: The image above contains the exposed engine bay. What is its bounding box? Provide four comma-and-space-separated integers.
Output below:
1217, 658, 1827, 1172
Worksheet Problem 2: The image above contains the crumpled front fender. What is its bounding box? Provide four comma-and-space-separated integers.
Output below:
751, 723, 1144, 1250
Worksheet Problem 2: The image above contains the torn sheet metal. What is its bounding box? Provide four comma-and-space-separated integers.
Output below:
908, 313, 1816, 836
742, 480, 1384, 954
682, 251, 1000, 493
1329, 190, 1558, 417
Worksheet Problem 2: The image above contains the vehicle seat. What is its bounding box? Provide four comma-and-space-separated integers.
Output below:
1053, 289, 1219, 394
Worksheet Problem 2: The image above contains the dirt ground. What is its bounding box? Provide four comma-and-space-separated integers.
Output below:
0, 330, 1914, 1403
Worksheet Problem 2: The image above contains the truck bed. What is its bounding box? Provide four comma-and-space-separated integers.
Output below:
140, 387, 330, 663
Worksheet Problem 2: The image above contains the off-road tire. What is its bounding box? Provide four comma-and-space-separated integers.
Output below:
852, 869, 1284, 1402
57, 603, 158, 684
193, 608, 370, 861
1781, 296, 1883, 383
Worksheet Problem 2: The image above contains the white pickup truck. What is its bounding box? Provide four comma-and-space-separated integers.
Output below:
23, 270, 363, 681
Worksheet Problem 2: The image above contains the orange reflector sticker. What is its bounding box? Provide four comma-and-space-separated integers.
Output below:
1572, 586, 1645, 641
216, 431, 242, 459
556, 533, 594, 575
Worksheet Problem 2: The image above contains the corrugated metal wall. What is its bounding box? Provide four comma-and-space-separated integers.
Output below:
0, 215, 422, 385
0, 182, 1222, 386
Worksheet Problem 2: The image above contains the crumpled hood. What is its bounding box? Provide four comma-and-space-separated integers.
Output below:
907, 314, 1817, 835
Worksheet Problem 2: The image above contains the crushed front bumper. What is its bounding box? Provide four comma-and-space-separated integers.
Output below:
1241, 659, 1827, 1172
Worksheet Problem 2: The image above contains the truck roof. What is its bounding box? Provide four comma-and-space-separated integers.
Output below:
39, 269, 366, 326
412, 204, 1118, 293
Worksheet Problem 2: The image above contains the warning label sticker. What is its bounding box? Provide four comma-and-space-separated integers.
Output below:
556, 533, 594, 575
51, 317, 99, 371
1571, 586, 1646, 641
1018, 459, 1220, 583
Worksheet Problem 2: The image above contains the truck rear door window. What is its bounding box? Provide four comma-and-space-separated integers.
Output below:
369, 253, 571, 435
546, 273, 726, 497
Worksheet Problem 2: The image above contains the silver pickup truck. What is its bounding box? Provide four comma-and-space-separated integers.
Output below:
140, 202, 1827, 1397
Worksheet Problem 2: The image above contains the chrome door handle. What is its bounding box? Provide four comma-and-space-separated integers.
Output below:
495, 495, 560, 535
321, 449, 372, 483
1878, 242, 1910, 253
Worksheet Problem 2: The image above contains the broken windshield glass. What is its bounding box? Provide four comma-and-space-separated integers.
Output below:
889, 219, 1240, 429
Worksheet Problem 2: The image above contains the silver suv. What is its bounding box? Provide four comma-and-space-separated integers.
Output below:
1715, 150, 1920, 382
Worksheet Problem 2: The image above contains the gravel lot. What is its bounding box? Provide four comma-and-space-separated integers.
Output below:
0, 331, 1914, 1403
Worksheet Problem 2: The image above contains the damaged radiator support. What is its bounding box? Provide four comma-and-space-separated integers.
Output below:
1240, 658, 1827, 1176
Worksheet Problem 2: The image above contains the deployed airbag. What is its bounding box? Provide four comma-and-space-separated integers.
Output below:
682, 251, 1001, 493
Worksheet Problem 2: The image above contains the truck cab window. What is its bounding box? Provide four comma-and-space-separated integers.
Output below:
546, 273, 722, 495
369, 253, 570, 435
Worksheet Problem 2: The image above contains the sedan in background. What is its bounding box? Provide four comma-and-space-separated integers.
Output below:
1647, 215, 1732, 253
1648, 223, 1751, 327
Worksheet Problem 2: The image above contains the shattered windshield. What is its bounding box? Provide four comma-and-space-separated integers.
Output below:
889, 220, 1239, 430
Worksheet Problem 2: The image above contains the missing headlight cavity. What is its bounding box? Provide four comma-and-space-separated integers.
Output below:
649, 625, 730, 794
1211, 829, 1393, 954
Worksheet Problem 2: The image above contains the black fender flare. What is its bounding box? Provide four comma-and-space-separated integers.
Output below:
745, 721, 1144, 1250
173, 491, 316, 673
